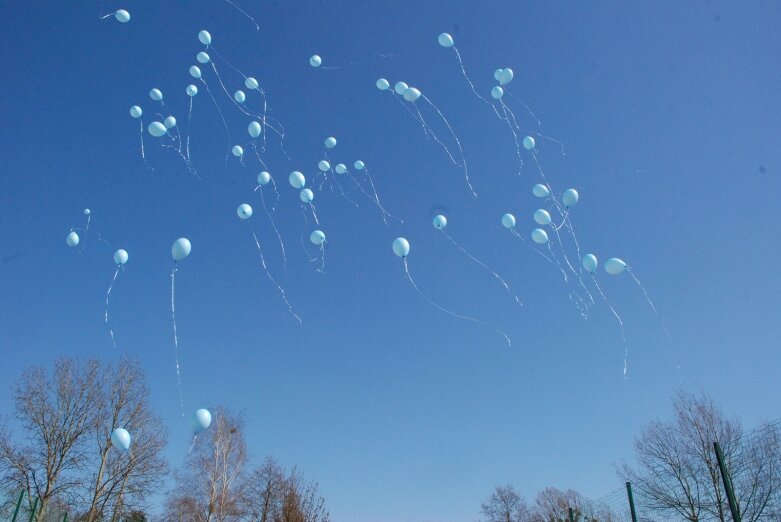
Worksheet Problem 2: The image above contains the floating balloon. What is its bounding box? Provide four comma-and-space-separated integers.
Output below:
310, 230, 326, 245
438, 33, 454, 48
318, 160, 330, 172
392, 237, 410, 258
189, 65, 202, 79
562, 188, 579, 208
289, 171, 305, 189
237, 204, 253, 220
84, 209, 91, 216
494, 68, 504, 81
113, 249, 128, 265
501, 213, 516, 229
148, 122, 167, 137
531, 228, 549, 244
257, 171, 271, 185
114, 10, 130, 23
234, 90, 246, 103
196, 52, 210, 64
129, 105, 142, 118
309, 55, 322, 67
163, 116, 176, 129
198, 30, 212, 46
335, 163, 347, 174
394, 81, 409, 95
533, 209, 552, 225
248, 121, 261, 138
498, 68, 514, 85
403, 87, 422, 102
186, 84, 198, 97
582, 254, 598, 274
111, 428, 131, 451
300, 189, 314, 203
605, 258, 627, 275
231, 145, 244, 157
149, 88, 163, 102
172, 238, 191, 261
491, 86, 504, 100
432, 215, 447, 229
324, 137, 337, 149
354, 160, 365, 170
66, 231, 80, 247
193, 408, 212, 433
522, 136, 535, 150
532, 184, 550, 198
376, 78, 390, 90
245, 77, 259, 90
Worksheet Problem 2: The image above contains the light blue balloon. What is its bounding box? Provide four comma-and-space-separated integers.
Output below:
318, 160, 330, 172
231, 145, 244, 157
438, 33, 454, 48
234, 90, 246, 103
245, 77, 259, 90
494, 68, 504, 81
289, 171, 306, 189
129, 105, 142, 119
66, 231, 80, 247
192, 408, 212, 433
111, 428, 131, 451
403, 87, 421, 102
432, 215, 447, 229
164, 116, 176, 130
335, 163, 347, 174
501, 213, 516, 229
149, 88, 163, 102
248, 121, 261, 138
498, 68, 514, 86
532, 184, 550, 198
392, 237, 410, 258
309, 55, 322, 67
84, 208, 91, 216
197, 52, 210, 64
376, 78, 390, 90
114, 10, 130, 23
113, 249, 128, 265
354, 160, 365, 170
582, 254, 598, 274
562, 188, 579, 208
523, 136, 535, 150
531, 228, 549, 244
533, 209, 551, 226
310, 230, 326, 245
172, 238, 191, 261
394, 82, 408, 95
324, 137, 337, 149
605, 258, 627, 275
491, 86, 504, 100
237, 204, 253, 220
148, 122, 166, 137
300, 189, 314, 203
186, 85, 198, 97
198, 30, 212, 46
257, 171, 271, 186
189, 65, 202, 79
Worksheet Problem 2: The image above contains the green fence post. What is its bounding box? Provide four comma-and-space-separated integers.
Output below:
11, 490, 25, 522
62, 512, 68, 522
714, 441, 742, 522
626, 481, 638, 522
568, 506, 575, 522
27, 497, 39, 522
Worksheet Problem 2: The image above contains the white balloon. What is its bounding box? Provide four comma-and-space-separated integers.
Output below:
432, 215, 447, 229
318, 160, 330, 172
234, 90, 246, 103
403, 87, 421, 102
111, 428, 131, 451
66, 231, 80, 247
605, 258, 628, 275
289, 171, 306, 189
198, 30, 212, 46
324, 137, 337, 149
171, 238, 191, 261
531, 228, 549, 244
163, 116, 176, 129
376, 78, 390, 90
300, 189, 314, 203
353, 160, 365, 170
335, 163, 347, 174
532, 184, 550, 198
231, 145, 244, 157
501, 213, 516, 229
498, 68, 514, 85
394, 82, 409, 95
248, 121, 261, 138
522, 136, 535, 150
257, 171, 271, 186
114, 9, 130, 23
562, 188, 579, 208
438, 33, 454, 48
84, 209, 91, 215
491, 86, 504, 100
582, 254, 598, 274
245, 77, 259, 90
148, 122, 167, 137
392, 237, 410, 258
310, 230, 326, 245
197, 52, 210, 64
237, 203, 253, 220
533, 209, 552, 225
309, 55, 322, 67
186, 84, 198, 97
113, 249, 129, 265
129, 105, 142, 118
193, 408, 212, 433
149, 88, 163, 102
494, 68, 504, 81
189, 65, 202, 79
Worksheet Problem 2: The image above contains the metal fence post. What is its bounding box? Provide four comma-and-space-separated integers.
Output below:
27, 497, 39, 522
62, 512, 68, 522
626, 481, 638, 522
714, 441, 742, 522
11, 490, 25, 522
568, 506, 575, 522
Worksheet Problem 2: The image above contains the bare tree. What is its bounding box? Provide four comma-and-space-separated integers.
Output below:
481, 484, 532, 522
280, 467, 329, 522
244, 457, 286, 522
530, 487, 587, 522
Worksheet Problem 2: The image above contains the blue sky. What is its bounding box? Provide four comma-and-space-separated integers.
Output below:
1, 1, 780, 520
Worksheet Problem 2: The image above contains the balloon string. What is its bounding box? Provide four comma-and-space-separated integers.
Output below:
451, 46, 491, 105
251, 230, 302, 324
510, 228, 565, 278
362, 167, 401, 225
171, 265, 185, 416
590, 274, 628, 377
422, 95, 476, 198
255, 185, 287, 277
79, 213, 91, 254
314, 53, 396, 70
186, 434, 198, 456
546, 242, 569, 283
138, 119, 153, 172
506, 91, 543, 129
222, 0, 260, 31
628, 270, 671, 342
499, 99, 524, 175
199, 78, 232, 168
105, 266, 120, 349
402, 259, 510, 348
186, 96, 193, 166
441, 230, 522, 306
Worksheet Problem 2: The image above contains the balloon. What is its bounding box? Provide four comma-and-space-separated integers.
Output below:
562, 188, 579, 208
149, 88, 162, 102
231, 145, 244, 157
84, 209, 91, 215
248, 121, 261, 138
197, 52, 210, 64
438, 33, 454, 48
129, 105, 142, 118
403, 87, 421, 102
324, 137, 337, 149
494, 68, 504, 81
432, 214, 447, 229
310, 230, 326, 245
392, 237, 410, 258
245, 77, 259, 90
198, 30, 212, 46
111, 428, 131, 451
114, 10, 130, 23
498, 68, 514, 85
237, 204, 253, 220
186, 85, 198, 97
148, 122, 167, 137
531, 228, 549, 244
491, 86, 504, 100
113, 249, 128, 265
318, 160, 330, 172
163, 116, 176, 129
66, 231, 80, 247
522, 136, 535, 150
501, 213, 516, 229
604, 258, 627, 275
233, 90, 246, 103
189, 65, 202, 79
300, 189, 314, 203
335, 163, 347, 174
309, 55, 322, 67
172, 238, 191, 261
354, 160, 365, 170
532, 184, 550, 198
257, 171, 271, 186
289, 171, 305, 189
193, 408, 212, 433
533, 209, 552, 225
376, 78, 390, 90
394, 82, 408, 95
582, 254, 598, 274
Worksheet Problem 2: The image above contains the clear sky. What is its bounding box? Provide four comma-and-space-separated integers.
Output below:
1, 1, 780, 521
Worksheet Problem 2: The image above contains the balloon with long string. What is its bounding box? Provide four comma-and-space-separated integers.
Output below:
187, 408, 212, 455
432, 215, 521, 306
605, 257, 671, 342
254, 171, 286, 274
129, 106, 152, 170
349, 160, 401, 224
583, 254, 628, 376
308, 230, 326, 273
299, 188, 320, 224
105, 249, 128, 349
100, 7, 130, 23
145, 88, 195, 174
308, 52, 395, 71
79, 208, 92, 253
436, 33, 490, 106
171, 238, 191, 415
392, 237, 510, 347
501, 213, 568, 281
289, 172, 318, 227
238, 204, 301, 324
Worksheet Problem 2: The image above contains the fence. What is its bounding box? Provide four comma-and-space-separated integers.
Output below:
0, 489, 69, 522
